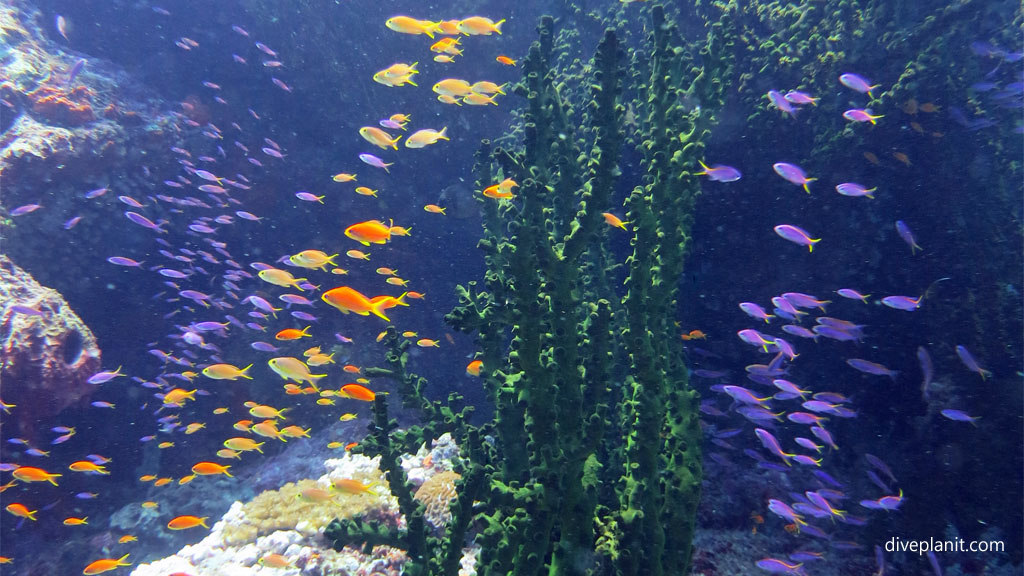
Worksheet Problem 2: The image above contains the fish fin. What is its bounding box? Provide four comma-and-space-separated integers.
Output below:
240, 364, 253, 379
494, 19, 505, 34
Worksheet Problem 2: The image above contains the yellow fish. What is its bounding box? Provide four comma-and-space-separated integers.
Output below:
359, 127, 402, 150
201, 363, 253, 380
268, 357, 327, 386
258, 268, 308, 290
432, 78, 473, 96
290, 250, 338, 271
404, 127, 449, 149
385, 16, 438, 38
457, 17, 504, 35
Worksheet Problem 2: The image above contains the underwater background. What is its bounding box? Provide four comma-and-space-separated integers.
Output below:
0, 0, 1021, 574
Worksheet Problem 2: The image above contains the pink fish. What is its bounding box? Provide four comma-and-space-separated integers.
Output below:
767, 90, 796, 117
772, 163, 816, 193
107, 256, 143, 267
839, 73, 880, 97
255, 42, 277, 57
696, 160, 742, 182
843, 108, 883, 124
774, 224, 821, 251
295, 192, 324, 203
835, 288, 870, 303
271, 77, 292, 92
835, 182, 876, 198
10, 204, 41, 216
880, 295, 922, 311
895, 220, 921, 254
359, 153, 393, 172
63, 216, 83, 230
783, 91, 817, 106
262, 147, 285, 159
232, 25, 249, 37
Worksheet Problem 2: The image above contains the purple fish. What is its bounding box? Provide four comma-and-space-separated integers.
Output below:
359, 153, 393, 172
738, 302, 774, 323
118, 195, 145, 208
379, 119, 403, 130
894, 220, 922, 253
262, 147, 285, 159
251, 341, 280, 352
781, 325, 817, 340
295, 192, 324, 203
794, 437, 821, 452
86, 187, 109, 198
159, 269, 188, 279
842, 108, 882, 124
10, 204, 41, 216
846, 358, 898, 379
784, 91, 817, 106
66, 58, 86, 87
839, 73, 880, 97
88, 367, 124, 384
955, 345, 992, 380
810, 426, 837, 449
290, 311, 318, 321
189, 224, 216, 234
755, 558, 805, 574
10, 305, 45, 317
787, 412, 826, 426
835, 288, 870, 303
76, 492, 99, 499
199, 184, 227, 194
722, 385, 771, 406
737, 329, 775, 350
881, 295, 922, 311
917, 346, 933, 397
107, 256, 143, 267
772, 163, 815, 193
697, 161, 742, 182
125, 211, 167, 233
835, 182, 876, 198
767, 90, 796, 117
255, 41, 277, 56
271, 77, 292, 92
236, 211, 261, 221
755, 429, 793, 464
63, 216, 83, 230
941, 408, 979, 424
774, 225, 821, 251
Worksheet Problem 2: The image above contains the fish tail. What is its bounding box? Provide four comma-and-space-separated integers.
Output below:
369, 302, 392, 322
494, 19, 505, 34
392, 135, 402, 150
240, 364, 254, 379
406, 78, 419, 87
438, 126, 449, 140
48, 474, 62, 486
803, 178, 816, 194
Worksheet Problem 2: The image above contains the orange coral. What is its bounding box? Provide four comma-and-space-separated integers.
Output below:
30, 85, 94, 125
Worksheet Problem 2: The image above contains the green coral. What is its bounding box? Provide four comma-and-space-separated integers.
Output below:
327, 5, 734, 574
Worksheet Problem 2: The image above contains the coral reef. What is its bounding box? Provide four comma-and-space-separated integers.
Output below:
0, 0, 176, 196
221, 455, 394, 546
129, 440, 479, 576
0, 253, 100, 439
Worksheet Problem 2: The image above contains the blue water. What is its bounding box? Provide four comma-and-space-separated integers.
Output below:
0, 0, 1021, 574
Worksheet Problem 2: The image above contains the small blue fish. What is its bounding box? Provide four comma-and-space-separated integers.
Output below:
895, 220, 922, 254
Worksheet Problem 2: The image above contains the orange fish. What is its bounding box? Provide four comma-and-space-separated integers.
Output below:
223, 437, 264, 453
406, 291, 425, 300
344, 442, 359, 451
496, 55, 517, 66
386, 277, 409, 287
83, 554, 132, 575
12, 466, 61, 486
680, 329, 708, 341
69, 461, 110, 475
602, 213, 629, 230
63, 516, 89, 526
275, 326, 312, 340
178, 474, 196, 485
118, 535, 137, 544
331, 478, 376, 494
153, 478, 172, 487
332, 173, 357, 182
167, 515, 209, 530
354, 186, 378, 197
141, 501, 159, 509
322, 286, 392, 321
346, 249, 370, 260
424, 204, 446, 214
417, 338, 440, 348
341, 384, 376, 402
343, 364, 361, 374
192, 462, 233, 477
466, 359, 483, 376
5, 503, 37, 521
345, 220, 395, 246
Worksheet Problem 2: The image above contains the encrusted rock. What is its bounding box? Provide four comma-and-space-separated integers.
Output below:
0, 254, 100, 438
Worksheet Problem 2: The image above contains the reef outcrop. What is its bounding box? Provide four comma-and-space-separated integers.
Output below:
0, 254, 100, 438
